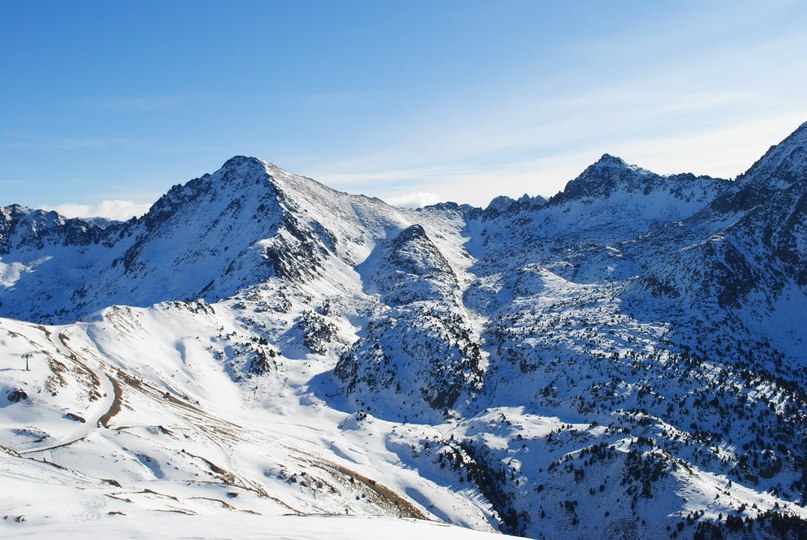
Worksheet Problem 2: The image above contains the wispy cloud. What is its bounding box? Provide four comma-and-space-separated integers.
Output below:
383, 192, 441, 209
43, 200, 152, 221
0, 133, 169, 150
0, 132, 212, 154
74, 96, 185, 111
609, 113, 806, 178
293, 90, 375, 106
310, 152, 595, 208
302, 112, 806, 208
291, 24, 807, 208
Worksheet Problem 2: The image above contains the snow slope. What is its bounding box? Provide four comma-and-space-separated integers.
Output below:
2, 121, 807, 539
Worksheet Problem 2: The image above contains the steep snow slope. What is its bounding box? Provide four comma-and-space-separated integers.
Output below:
2, 122, 807, 539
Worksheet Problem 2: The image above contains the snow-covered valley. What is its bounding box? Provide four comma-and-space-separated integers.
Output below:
1, 123, 806, 539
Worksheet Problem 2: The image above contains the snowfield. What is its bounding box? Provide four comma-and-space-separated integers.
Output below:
0, 305, 503, 538
1, 122, 807, 539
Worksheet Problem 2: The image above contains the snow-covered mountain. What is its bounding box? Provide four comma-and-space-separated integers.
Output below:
1, 122, 806, 539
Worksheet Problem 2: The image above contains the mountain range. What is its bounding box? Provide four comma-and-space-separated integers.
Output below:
1, 122, 806, 539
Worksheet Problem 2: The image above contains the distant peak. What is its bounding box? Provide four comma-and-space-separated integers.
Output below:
582, 153, 652, 179
549, 154, 657, 205
485, 195, 517, 213
394, 223, 428, 242
740, 119, 807, 186
767, 120, 807, 152
594, 153, 628, 167
3, 203, 32, 214
221, 155, 267, 170
483, 193, 547, 219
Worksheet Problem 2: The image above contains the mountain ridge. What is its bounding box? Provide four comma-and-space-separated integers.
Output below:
1, 122, 806, 539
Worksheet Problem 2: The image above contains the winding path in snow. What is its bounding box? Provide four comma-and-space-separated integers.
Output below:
97, 373, 123, 428
18, 329, 122, 455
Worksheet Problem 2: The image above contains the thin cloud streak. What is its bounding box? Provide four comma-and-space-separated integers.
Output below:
74, 96, 186, 111
383, 192, 442, 209
291, 20, 806, 208
0, 133, 170, 151
44, 200, 152, 221
307, 114, 806, 208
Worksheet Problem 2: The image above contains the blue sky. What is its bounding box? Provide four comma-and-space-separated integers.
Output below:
1, 0, 806, 218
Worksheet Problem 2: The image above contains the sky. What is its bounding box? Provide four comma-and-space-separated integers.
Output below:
1, 0, 806, 219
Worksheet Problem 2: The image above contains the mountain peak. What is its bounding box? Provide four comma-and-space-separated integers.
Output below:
221, 155, 268, 170
550, 154, 653, 204
218, 156, 277, 181
386, 224, 455, 284
0, 204, 32, 221
485, 195, 517, 213
393, 223, 427, 242
138, 155, 281, 236
740, 120, 807, 186
594, 153, 628, 167
482, 193, 547, 219
710, 119, 807, 213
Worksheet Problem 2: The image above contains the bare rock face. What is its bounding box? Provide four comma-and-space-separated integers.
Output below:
6, 389, 28, 403
0, 205, 114, 255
